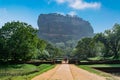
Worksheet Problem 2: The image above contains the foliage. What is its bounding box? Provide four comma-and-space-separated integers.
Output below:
94, 24, 120, 59
55, 40, 77, 57
74, 23, 120, 60
0, 21, 62, 62
73, 37, 96, 60
0, 21, 51, 61
0, 21, 37, 61
46, 43, 63, 60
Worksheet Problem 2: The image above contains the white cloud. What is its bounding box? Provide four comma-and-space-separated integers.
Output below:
68, 11, 77, 16
55, 0, 101, 10
69, 0, 101, 10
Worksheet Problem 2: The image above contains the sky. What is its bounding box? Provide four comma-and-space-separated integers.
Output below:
0, 0, 120, 33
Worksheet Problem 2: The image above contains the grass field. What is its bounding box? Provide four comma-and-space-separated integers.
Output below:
78, 64, 120, 80
0, 64, 55, 80
83, 64, 120, 67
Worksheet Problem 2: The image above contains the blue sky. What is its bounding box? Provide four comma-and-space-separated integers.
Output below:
0, 0, 120, 33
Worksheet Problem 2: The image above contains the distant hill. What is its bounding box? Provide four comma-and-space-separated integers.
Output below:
37, 13, 94, 43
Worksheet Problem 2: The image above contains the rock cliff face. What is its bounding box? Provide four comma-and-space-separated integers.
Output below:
38, 13, 94, 43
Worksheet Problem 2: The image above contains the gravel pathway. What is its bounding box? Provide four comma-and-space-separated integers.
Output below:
32, 64, 106, 80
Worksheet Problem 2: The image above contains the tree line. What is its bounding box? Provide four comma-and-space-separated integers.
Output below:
73, 23, 120, 60
1, 21, 120, 62
0, 21, 62, 62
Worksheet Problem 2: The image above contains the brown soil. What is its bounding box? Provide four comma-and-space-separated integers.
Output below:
32, 64, 106, 80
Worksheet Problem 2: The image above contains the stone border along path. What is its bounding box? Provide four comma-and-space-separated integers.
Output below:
32, 64, 115, 80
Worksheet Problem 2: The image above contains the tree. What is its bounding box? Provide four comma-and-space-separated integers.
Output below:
94, 24, 120, 59
0, 28, 10, 61
110, 24, 120, 59
93, 33, 111, 57
38, 50, 50, 60
35, 39, 47, 59
46, 43, 63, 60
75, 37, 95, 60
0, 21, 38, 61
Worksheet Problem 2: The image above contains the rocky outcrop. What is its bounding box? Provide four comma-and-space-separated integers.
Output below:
37, 13, 94, 43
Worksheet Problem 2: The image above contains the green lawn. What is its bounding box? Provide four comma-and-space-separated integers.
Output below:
78, 64, 120, 80
88, 56, 103, 60
78, 65, 102, 75
88, 56, 120, 61
83, 64, 120, 67
0, 64, 55, 80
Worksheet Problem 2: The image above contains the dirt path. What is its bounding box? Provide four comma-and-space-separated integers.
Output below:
32, 64, 106, 80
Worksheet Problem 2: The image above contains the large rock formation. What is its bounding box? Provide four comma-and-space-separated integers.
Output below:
38, 13, 94, 43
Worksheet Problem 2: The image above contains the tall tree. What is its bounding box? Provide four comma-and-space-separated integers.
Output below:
0, 21, 38, 61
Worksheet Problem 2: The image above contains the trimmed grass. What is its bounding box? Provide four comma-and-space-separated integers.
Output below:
80, 60, 89, 62
79, 65, 102, 75
78, 64, 120, 80
0, 64, 55, 80
86, 64, 120, 67
88, 56, 103, 61
0, 64, 37, 76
